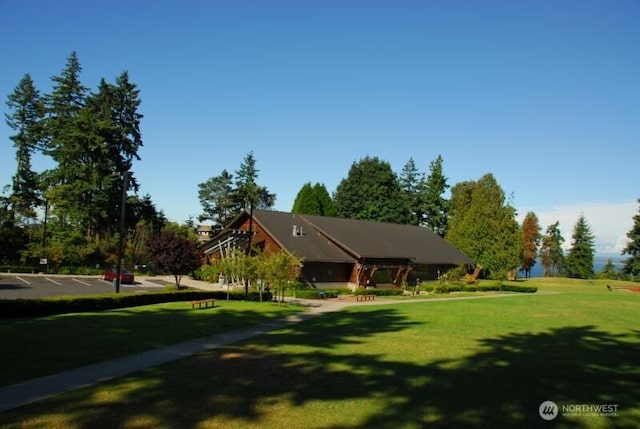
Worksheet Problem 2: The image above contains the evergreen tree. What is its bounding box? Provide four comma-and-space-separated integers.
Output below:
313, 183, 337, 216
597, 258, 619, 280
235, 151, 276, 210
198, 169, 237, 228
421, 154, 449, 236
42, 52, 91, 230
520, 211, 541, 278
0, 192, 29, 263
564, 214, 595, 279
539, 221, 565, 277
292, 182, 318, 215
292, 182, 336, 216
5, 74, 46, 221
334, 156, 409, 223
399, 157, 424, 226
198, 152, 275, 230
445, 173, 521, 279
621, 199, 640, 277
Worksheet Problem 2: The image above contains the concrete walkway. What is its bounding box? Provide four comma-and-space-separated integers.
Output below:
0, 280, 551, 412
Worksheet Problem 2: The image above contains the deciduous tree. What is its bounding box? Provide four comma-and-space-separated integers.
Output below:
146, 228, 202, 288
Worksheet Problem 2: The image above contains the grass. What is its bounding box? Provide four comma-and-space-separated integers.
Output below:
1, 277, 639, 428
0, 300, 305, 386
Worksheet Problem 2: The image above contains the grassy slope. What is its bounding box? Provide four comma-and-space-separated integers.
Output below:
1, 278, 639, 429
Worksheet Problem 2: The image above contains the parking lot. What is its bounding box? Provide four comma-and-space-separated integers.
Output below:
0, 274, 169, 300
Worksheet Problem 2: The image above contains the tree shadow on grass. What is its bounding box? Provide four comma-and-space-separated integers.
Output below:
2, 309, 639, 428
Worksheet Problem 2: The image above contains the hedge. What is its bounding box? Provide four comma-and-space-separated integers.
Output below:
0, 290, 273, 320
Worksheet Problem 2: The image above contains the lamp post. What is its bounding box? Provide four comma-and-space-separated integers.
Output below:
114, 170, 128, 294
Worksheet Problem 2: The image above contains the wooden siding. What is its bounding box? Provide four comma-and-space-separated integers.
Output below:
237, 217, 282, 255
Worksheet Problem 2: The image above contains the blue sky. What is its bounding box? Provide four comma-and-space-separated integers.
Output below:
1, 0, 638, 255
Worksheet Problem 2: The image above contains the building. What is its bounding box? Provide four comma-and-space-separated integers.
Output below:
196, 224, 214, 243
201, 209, 473, 290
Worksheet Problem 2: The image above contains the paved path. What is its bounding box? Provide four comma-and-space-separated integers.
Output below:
0, 281, 553, 412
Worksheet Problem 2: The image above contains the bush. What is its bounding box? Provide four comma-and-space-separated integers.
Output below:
502, 284, 538, 293
420, 284, 435, 293
354, 288, 403, 297
0, 289, 273, 320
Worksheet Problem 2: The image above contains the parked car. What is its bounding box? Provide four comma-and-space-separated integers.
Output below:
102, 269, 135, 284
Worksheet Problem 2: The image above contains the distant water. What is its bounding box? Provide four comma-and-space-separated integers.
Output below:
525, 255, 626, 278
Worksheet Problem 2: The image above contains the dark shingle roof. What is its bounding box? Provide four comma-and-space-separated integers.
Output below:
250, 210, 473, 265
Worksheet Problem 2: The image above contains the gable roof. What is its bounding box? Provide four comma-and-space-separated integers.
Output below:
226, 210, 473, 266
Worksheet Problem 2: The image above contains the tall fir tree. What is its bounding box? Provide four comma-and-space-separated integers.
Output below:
621, 199, 640, 277
5, 74, 46, 221
42, 51, 89, 228
520, 211, 541, 278
539, 221, 565, 277
399, 157, 424, 226
421, 154, 449, 236
564, 214, 595, 279
234, 151, 276, 210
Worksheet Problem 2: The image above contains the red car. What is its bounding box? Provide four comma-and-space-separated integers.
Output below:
102, 269, 135, 284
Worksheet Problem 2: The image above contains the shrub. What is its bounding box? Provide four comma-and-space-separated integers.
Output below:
502, 284, 538, 293
354, 288, 403, 297
420, 284, 435, 293
0, 289, 273, 320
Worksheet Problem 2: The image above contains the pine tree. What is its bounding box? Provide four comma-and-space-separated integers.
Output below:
520, 212, 541, 278
539, 221, 565, 277
399, 157, 424, 226
421, 154, 449, 236
235, 151, 276, 211
5, 74, 46, 220
334, 156, 409, 223
621, 199, 640, 277
564, 214, 595, 279
198, 169, 237, 228
198, 153, 275, 230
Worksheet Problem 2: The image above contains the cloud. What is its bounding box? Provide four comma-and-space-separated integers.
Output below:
517, 200, 638, 255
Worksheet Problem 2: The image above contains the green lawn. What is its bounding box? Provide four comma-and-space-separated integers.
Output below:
0, 300, 305, 386
1, 278, 639, 429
